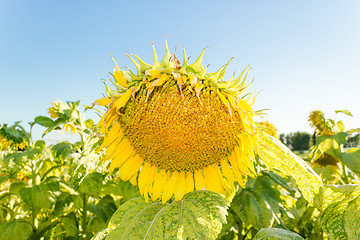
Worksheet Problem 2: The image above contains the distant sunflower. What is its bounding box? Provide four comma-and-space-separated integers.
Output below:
259, 121, 279, 139
308, 110, 335, 136
94, 41, 260, 203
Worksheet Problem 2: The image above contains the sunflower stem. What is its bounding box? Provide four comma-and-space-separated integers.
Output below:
81, 193, 88, 237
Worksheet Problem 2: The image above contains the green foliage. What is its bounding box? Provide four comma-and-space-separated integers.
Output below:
257, 131, 323, 204
106, 191, 227, 240
231, 174, 282, 230
0, 100, 124, 239
2, 101, 360, 240
0, 220, 33, 240
252, 228, 304, 240
316, 185, 360, 240
340, 148, 360, 176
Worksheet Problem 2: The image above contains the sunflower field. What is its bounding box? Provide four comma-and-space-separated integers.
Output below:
1, 43, 360, 240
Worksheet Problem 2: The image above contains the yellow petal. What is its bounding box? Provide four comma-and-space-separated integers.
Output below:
213, 164, 230, 192
129, 174, 137, 186
217, 91, 230, 108
113, 69, 129, 87
143, 183, 150, 203
114, 89, 132, 111
93, 97, 112, 106
162, 171, 179, 204
145, 171, 157, 202
220, 159, 235, 189
174, 171, 186, 201
103, 108, 118, 131
118, 155, 143, 182
203, 165, 226, 195
138, 163, 158, 196
96, 122, 121, 153
149, 69, 161, 79
95, 114, 105, 129
228, 153, 245, 186
108, 145, 135, 172
158, 73, 170, 85
151, 169, 168, 201
194, 169, 206, 190
233, 146, 250, 175
103, 135, 129, 161
184, 172, 194, 195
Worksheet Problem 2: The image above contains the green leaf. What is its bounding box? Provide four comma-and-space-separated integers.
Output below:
51, 142, 74, 161
107, 191, 227, 240
79, 172, 103, 196
257, 131, 323, 204
253, 228, 304, 240
62, 212, 79, 237
34, 140, 46, 151
335, 110, 353, 117
261, 170, 296, 193
313, 133, 348, 159
231, 175, 282, 230
0, 220, 33, 240
0, 176, 9, 185
337, 120, 345, 132
88, 216, 107, 235
317, 185, 360, 240
19, 183, 54, 211
88, 195, 117, 222
339, 148, 360, 174
101, 180, 141, 202
85, 119, 95, 128
34, 116, 55, 127
9, 182, 26, 195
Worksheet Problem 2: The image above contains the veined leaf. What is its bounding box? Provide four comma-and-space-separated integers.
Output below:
51, 142, 74, 161
62, 212, 78, 237
311, 133, 348, 160
317, 185, 360, 240
231, 174, 282, 230
106, 191, 227, 240
34, 116, 55, 128
253, 228, 304, 240
19, 182, 56, 211
79, 172, 103, 196
257, 131, 323, 204
0, 220, 33, 240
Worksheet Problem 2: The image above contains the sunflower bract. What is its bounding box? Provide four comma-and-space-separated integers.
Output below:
95, 40, 260, 203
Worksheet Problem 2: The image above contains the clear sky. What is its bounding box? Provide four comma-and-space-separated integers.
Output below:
1, 0, 359, 140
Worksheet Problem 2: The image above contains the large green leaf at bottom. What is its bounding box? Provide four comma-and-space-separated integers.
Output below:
106, 191, 227, 240
253, 228, 304, 240
257, 131, 323, 204
317, 185, 360, 240
0, 220, 33, 240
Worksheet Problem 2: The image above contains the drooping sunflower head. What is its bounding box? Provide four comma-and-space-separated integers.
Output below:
95, 40, 261, 203
309, 110, 335, 136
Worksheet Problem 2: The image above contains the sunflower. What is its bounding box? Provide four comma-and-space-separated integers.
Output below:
94, 41, 260, 203
259, 121, 279, 139
308, 110, 335, 136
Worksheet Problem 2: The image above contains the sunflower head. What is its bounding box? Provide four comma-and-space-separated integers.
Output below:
47, 101, 81, 133
95, 40, 261, 203
309, 110, 335, 136
259, 121, 279, 139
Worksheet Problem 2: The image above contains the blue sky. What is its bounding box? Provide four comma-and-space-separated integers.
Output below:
1, 0, 359, 140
